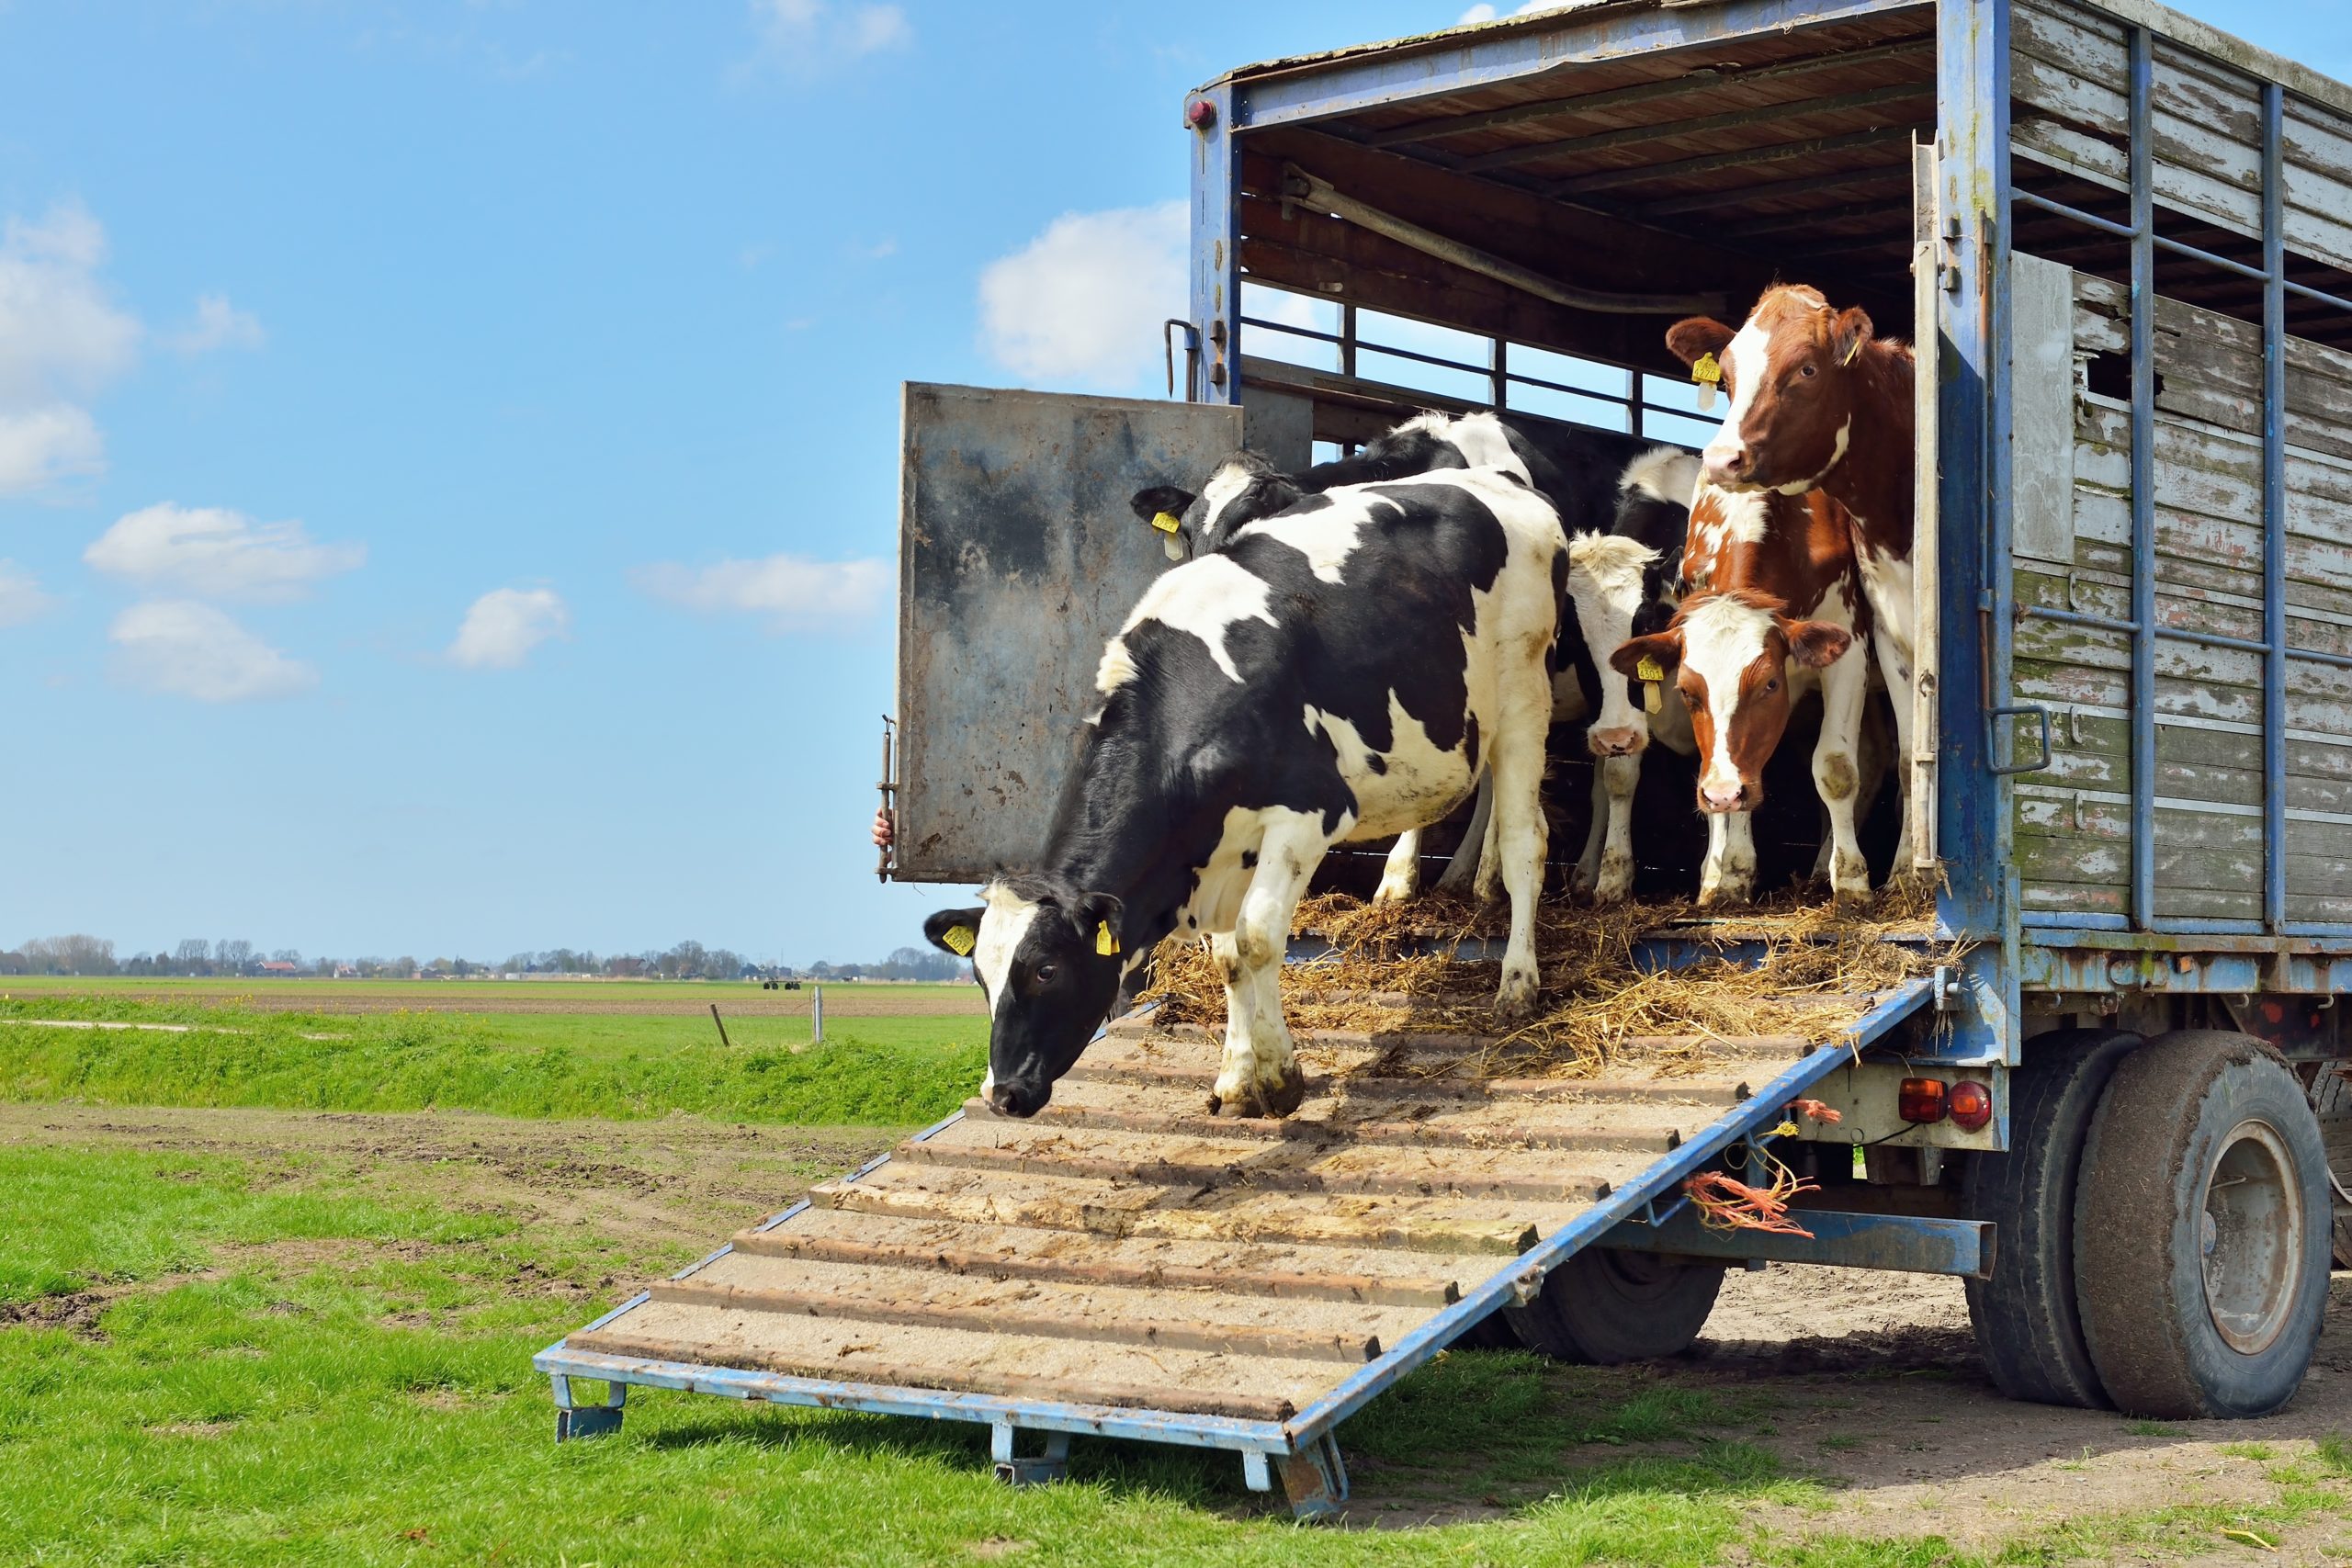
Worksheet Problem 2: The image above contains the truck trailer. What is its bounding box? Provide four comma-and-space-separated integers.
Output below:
540, 0, 2352, 1517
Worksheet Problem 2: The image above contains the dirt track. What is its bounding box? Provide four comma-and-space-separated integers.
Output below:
13, 1101, 2352, 1562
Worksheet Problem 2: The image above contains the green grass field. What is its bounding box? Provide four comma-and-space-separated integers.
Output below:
0, 992, 985, 1126
0, 975, 982, 1009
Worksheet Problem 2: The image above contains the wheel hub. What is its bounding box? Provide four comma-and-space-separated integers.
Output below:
2201, 1119, 2302, 1357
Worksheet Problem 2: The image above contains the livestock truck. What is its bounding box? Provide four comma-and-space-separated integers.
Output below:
540, 0, 2352, 1517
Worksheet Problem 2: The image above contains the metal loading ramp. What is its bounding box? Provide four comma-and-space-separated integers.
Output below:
537, 974, 1934, 1518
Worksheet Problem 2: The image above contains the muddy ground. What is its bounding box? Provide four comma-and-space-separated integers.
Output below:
14, 1101, 2352, 1562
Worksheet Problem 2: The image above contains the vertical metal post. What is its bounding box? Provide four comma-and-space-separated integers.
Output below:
1339, 301, 1358, 378
811, 984, 825, 1045
2263, 84, 2290, 932
1937, 0, 2018, 1063
1188, 85, 1241, 405
2128, 27, 2159, 931
1490, 337, 1509, 412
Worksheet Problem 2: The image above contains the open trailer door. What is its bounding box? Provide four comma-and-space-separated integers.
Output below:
889, 383, 1246, 885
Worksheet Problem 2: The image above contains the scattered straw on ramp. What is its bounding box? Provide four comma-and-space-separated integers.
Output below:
1134, 880, 1961, 1080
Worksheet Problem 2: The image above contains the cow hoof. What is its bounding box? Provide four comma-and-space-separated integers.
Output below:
1495, 965, 1542, 1021
1208, 1068, 1306, 1120
1832, 882, 1874, 912
1697, 886, 1752, 911
1371, 878, 1415, 908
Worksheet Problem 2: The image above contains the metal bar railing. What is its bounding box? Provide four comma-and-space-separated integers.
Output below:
2129, 26, 2159, 931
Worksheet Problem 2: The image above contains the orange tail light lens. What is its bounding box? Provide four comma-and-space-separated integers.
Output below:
1948, 1078, 1995, 1133
1897, 1077, 1948, 1123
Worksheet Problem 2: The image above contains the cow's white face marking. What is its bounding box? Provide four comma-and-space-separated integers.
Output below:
972, 885, 1041, 1032
1232, 509, 1363, 585
1702, 318, 1775, 479
1094, 636, 1138, 694
1566, 533, 1658, 740
1678, 595, 1774, 800
1122, 552, 1277, 682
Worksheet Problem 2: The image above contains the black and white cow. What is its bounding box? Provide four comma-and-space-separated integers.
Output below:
1133, 412, 1684, 905
930, 465, 1568, 1120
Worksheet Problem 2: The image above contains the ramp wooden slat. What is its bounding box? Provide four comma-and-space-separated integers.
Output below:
649, 1265, 1400, 1362
898, 1123, 1642, 1201
732, 1210, 1468, 1305
980, 1095, 1693, 1153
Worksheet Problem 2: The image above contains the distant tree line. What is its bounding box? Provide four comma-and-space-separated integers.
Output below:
0, 934, 971, 983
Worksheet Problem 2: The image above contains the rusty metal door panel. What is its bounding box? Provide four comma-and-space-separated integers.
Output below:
894, 383, 1243, 885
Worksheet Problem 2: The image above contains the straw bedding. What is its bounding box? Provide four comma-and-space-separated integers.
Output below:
1132, 879, 1963, 1080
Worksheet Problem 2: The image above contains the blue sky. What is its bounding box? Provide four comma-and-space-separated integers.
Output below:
1, 0, 2343, 967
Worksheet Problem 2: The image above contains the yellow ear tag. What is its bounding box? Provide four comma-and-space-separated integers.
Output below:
1150, 512, 1182, 535
1691, 353, 1723, 387
1635, 656, 1665, 682
942, 925, 976, 957
1096, 922, 1121, 957
1841, 336, 1864, 368
1635, 654, 1666, 716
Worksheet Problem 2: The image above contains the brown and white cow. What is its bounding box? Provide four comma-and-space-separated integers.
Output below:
1611, 486, 1871, 907
1660, 285, 1920, 872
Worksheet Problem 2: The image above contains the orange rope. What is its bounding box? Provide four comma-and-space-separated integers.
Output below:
1788, 1098, 1843, 1124
1683, 1147, 1819, 1237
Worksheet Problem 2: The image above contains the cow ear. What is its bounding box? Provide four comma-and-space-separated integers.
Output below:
1611, 630, 1682, 679
923, 908, 987, 959
1783, 620, 1854, 669
1070, 892, 1125, 957
1831, 306, 1875, 368
1131, 485, 1194, 525
1665, 317, 1736, 369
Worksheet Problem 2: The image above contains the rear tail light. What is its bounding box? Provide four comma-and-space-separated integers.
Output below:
1948, 1078, 1995, 1133
1898, 1077, 1947, 1123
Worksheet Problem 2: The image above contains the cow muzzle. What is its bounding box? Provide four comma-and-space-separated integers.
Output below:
987, 1080, 1046, 1118
1702, 444, 1756, 490
1589, 725, 1647, 759
1699, 780, 1756, 814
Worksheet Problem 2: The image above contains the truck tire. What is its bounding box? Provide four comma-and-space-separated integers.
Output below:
1503, 1247, 1724, 1363
2307, 1062, 2352, 1268
2075, 1030, 2331, 1419
1962, 1028, 2143, 1407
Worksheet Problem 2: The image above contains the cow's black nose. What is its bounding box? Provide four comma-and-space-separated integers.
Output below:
988, 1082, 1037, 1118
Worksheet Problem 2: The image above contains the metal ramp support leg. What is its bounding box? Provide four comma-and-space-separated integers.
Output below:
550, 1374, 625, 1442
1271, 1433, 1349, 1521
990, 1424, 1070, 1487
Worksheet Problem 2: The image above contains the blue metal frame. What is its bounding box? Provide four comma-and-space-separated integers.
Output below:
2263, 83, 2290, 935
2128, 26, 2160, 932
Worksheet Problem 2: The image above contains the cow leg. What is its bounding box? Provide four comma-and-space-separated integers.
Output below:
1373, 830, 1422, 906
1209, 817, 1326, 1119
1433, 775, 1494, 895
1813, 641, 1874, 908
1699, 811, 1758, 908
1488, 680, 1553, 1020
1573, 754, 1641, 905
1872, 629, 1926, 888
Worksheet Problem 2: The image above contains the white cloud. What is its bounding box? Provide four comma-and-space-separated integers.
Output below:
0, 561, 54, 627
633, 555, 887, 633
164, 294, 266, 355
741, 0, 910, 77
107, 601, 317, 703
1459, 1, 1570, 20
978, 201, 1185, 390
85, 502, 366, 603
0, 404, 103, 492
0, 204, 141, 494
448, 586, 569, 670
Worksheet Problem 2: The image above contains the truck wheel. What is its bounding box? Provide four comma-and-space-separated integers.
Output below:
2075, 1031, 2331, 1419
1962, 1028, 2142, 1407
1504, 1247, 1724, 1363
2307, 1062, 2352, 1268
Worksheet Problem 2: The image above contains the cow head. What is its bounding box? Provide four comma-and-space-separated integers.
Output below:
1565, 533, 1662, 759
1611, 591, 1851, 814
925, 878, 1126, 1117
1129, 452, 1302, 558
1667, 286, 1873, 495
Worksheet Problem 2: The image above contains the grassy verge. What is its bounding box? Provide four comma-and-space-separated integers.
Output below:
0, 995, 984, 1126
0, 1141, 1822, 1567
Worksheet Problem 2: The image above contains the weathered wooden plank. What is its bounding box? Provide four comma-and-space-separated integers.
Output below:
648, 1277, 1387, 1364
896, 1129, 1630, 1204
988, 1097, 1692, 1155
813, 1167, 1551, 1257
731, 1221, 1466, 1307
571, 1313, 1313, 1421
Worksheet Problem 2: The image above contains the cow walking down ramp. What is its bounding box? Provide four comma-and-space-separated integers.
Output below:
537, 976, 1935, 1517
